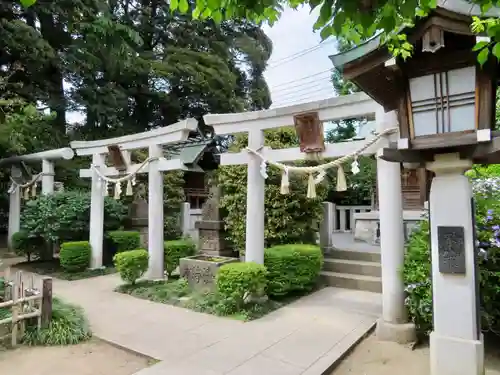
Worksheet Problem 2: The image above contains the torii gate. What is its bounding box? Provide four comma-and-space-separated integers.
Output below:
203, 92, 415, 341
0, 148, 75, 248
70, 119, 198, 278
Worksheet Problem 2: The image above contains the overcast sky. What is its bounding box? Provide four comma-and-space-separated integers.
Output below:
263, 5, 337, 108
67, 5, 336, 123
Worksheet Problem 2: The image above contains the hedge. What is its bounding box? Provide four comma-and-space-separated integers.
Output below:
264, 244, 323, 297
60, 241, 92, 273
164, 239, 196, 277
107, 231, 141, 252
216, 262, 267, 308
113, 249, 149, 285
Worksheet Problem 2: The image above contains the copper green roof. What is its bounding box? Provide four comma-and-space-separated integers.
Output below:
329, 0, 500, 71
329, 33, 383, 72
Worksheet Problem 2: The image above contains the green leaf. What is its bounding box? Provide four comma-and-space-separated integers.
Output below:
473, 41, 489, 51
319, 0, 333, 25
207, 0, 218, 10
178, 0, 189, 13
332, 13, 345, 35
20, 0, 36, 7
170, 0, 179, 10
192, 7, 201, 19
212, 10, 222, 23
478, 47, 490, 66
202, 7, 212, 18
320, 25, 333, 41
492, 42, 500, 61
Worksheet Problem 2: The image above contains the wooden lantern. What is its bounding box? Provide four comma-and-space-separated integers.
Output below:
330, 4, 500, 165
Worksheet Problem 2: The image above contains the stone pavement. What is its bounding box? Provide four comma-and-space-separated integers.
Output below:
52, 274, 381, 375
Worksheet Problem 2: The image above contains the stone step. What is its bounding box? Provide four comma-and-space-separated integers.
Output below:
323, 258, 382, 277
320, 271, 382, 293
325, 249, 381, 263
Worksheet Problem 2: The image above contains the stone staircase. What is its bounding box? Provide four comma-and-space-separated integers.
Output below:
321, 249, 382, 293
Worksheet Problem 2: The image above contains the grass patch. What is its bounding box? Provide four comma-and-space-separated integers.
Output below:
22, 297, 92, 346
116, 278, 320, 321
13, 259, 116, 280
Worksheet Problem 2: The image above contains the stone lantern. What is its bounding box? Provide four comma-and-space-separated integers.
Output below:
330, 2, 500, 375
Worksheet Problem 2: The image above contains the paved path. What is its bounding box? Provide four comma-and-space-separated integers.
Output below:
52, 275, 381, 375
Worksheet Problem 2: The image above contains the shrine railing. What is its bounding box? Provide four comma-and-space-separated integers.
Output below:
333, 204, 372, 232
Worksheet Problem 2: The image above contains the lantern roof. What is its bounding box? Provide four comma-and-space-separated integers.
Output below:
329, 0, 500, 111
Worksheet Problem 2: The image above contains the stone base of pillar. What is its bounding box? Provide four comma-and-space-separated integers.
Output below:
375, 319, 416, 344
430, 332, 484, 375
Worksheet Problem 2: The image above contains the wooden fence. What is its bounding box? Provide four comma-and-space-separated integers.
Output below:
0, 270, 52, 347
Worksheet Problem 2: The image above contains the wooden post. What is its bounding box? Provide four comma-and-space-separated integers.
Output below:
11, 280, 18, 347
41, 277, 52, 328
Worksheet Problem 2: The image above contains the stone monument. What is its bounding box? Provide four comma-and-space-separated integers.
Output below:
129, 183, 149, 248
195, 185, 234, 257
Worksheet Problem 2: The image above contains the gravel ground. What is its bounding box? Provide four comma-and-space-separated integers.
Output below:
0, 339, 151, 375
331, 333, 500, 375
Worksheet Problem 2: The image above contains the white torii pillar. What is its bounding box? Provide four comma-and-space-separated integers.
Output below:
374, 109, 416, 343
0, 147, 75, 248
71, 119, 198, 275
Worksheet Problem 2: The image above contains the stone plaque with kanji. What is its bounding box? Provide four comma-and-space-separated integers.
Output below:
438, 226, 466, 274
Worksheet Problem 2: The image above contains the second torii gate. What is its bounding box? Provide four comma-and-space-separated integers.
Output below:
70, 119, 198, 278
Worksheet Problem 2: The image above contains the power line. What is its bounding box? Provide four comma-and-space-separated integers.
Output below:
266, 39, 336, 69
273, 84, 334, 102
269, 69, 333, 90
272, 87, 336, 108
272, 78, 332, 95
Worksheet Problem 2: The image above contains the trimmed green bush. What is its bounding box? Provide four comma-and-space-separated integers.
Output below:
114, 249, 149, 284
11, 231, 44, 261
216, 262, 267, 308
264, 244, 323, 297
164, 239, 196, 277
59, 241, 91, 273
107, 231, 141, 252
23, 297, 91, 346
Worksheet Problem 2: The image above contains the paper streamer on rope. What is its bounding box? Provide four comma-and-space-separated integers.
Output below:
314, 170, 326, 184
126, 179, 133, 196
245, 126, 398, 199
260, 160, 268, 179
280, 167, 290, 194
23, 188, 30, 200
31, 182, 37, 197
114, 181, 122, 200
307, 173, 316, 198
336, 165, 347, 192
351, 158, 360, 175
104, 181, 109, 196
